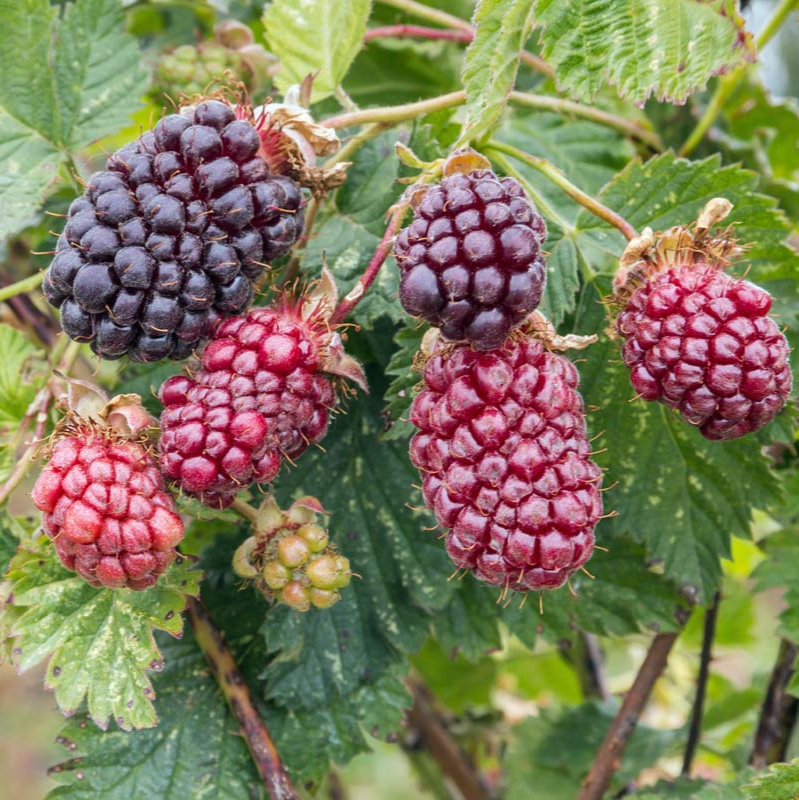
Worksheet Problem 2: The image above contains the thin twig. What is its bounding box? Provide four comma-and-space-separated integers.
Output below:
578, 632, 680, 800
750, 638, 799, 769
187, 598, 297, 800
562, 633, 612, 703
485, 141, 638, 241
323, 91, 466, 129
364, 24, 472, 43
0, 272, 44, 303
682, 592, 720, 776
375, 0, 552, 76
508, 92, 663, 151
329, 202, 408, 325
406, 679, 493, 800
679, 0, 799, 157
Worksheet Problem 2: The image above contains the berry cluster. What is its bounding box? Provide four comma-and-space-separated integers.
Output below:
232, 497, 351, 611
43, 99, 304, 362
158, 304, 335, 508
618, 264, 791, 440
395, 168, 546, 350
32, 432, 184, 590
409, 334, 602, 592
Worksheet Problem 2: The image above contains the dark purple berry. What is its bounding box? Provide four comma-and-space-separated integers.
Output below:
45, 103, 304, 361
395, 169, 547, 350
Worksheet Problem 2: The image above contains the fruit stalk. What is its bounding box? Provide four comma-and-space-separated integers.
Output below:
323, 90, 656, 149
329, 202, 408, 325
484, 141, 638, 242
682, 592, 720, 775
0, 271, 44, 303
406, 679, 494, 800
364, 24, 473, 43
749, 638, 799, 768
187, 598, 297, 800
679, 0, 799, 157
375, 0, 552, 75
577, 631, 680, 800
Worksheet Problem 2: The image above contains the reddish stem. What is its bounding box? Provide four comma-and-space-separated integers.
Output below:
578, 632, 680, 800
187, 598, 297, 800
329, 203, 408, 325
364, 24, 472, 43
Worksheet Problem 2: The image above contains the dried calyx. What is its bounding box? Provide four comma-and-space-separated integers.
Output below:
612, 198, 741, 309
232, 495, 351, 612
54, 376, 157, 442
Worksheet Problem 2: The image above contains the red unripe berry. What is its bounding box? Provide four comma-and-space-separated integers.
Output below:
158, 305, 337, 507
617, 264, 792, 440
410, 337, 602, 592
32, 433, 184, 590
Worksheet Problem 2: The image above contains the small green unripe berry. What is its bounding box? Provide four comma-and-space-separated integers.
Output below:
305, 555, 339, 590
298, 524, 328, 553
334, 555, 352, 588
310, 588, 340, 609
262, 560, 290, 590
281, 581, 311, 612
277, 535, 311, 568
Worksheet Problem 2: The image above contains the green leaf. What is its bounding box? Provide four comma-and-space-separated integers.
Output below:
495, 111, 633, 324
457, 0, 535, 145
574, 282, 782, 605
382, 320, 426, 441
0, 323, 46, 426
263, 0, 371, 102
2, 537, 201, 730
717, 78, 799, 219
0, 0, 147, 238
742, 760, 799, 800
532, 0, 755, 104
505, 701, 681, 798
633, 772, 755, 798
46, 631, 263, 799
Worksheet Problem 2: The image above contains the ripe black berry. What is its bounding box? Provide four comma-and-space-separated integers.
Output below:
394, 168, 547, 350
44, 99, 306, 362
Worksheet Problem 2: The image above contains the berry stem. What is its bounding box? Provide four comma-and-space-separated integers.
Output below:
0, 338, 82, 507
577, 631, 680, 800
679, 0, 799, 157
187, 598, 297, 800
0, 271, 44, 303
364, 23, 473, 43
681, 591, 720, 776
485, 140, 638, 242
323, 91, 466, 129
749, 638, 799, 768
323, 91, 655, 150
230, 497, 260, 526
329, 201, 408, 325
406, 678, 494, 800
508, 92, 663, 151
375, 0, 552, 76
